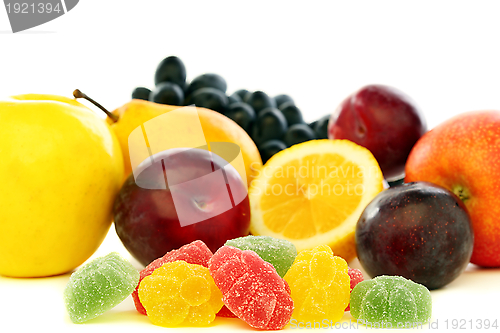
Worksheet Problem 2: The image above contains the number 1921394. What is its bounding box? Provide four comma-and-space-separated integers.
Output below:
444, 319, 498, 330
6, 2, 62, 14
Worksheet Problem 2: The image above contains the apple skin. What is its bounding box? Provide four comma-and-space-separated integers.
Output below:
114, 148, 250, 266
328, 85, 427, 180
405, 110, 500, 267
356, 182, 473, 290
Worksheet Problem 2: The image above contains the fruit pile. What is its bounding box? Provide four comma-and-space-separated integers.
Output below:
131, 55, 330, 163
2, 56, 500, 330
64, 237, 431, 329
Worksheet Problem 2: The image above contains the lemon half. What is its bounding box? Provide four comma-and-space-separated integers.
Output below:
249, 139, 383, 262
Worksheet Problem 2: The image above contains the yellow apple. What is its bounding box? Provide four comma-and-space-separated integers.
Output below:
0, 94, 124, 277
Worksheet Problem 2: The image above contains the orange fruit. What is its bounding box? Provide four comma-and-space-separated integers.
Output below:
109, 100, 262, 186
249, 139, 383, 262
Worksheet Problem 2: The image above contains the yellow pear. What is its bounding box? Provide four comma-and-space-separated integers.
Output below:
0, 94, 124, 277
105, 99, 262, 186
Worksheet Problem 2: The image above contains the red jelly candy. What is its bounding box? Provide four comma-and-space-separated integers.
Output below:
132, 240, 213, 315
208, 246, 293, 330
345, 267, 364, 311
217, 305, 238, 318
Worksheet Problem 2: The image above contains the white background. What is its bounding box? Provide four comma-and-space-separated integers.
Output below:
1, 1, 500, 332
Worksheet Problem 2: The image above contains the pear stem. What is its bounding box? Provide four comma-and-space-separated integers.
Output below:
73, 89, 119, 122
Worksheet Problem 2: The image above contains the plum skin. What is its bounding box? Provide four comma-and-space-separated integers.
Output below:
355, 181, 474, 290
113, 148, 250, 266
328, 84, 427, 181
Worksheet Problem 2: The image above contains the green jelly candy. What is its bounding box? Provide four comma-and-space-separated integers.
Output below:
64, 252, 140, 323
225, 235, 297, 277
350, 275, 432, 328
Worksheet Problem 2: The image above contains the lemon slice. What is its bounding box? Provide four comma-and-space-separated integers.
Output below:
249, 139, 384, 262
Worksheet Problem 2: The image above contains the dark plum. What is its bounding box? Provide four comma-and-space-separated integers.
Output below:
314, 115, 330, 139
279, 102, 304, 126
328, 85, 426, 180
247, 91, 276, 115
283, 124, 316, 147
150, 82, 184, 106
187, 87, 228, 114
251, 107, 288, 145
258, 140, 287, 164
356, 181, 474, 290
154, 56, 186, 87
186, 73, 227, 96
224, 102, 255, 133
131, 87, 151, 101
275, 94, 294, 108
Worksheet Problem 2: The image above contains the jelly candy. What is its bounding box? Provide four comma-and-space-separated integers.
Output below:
284, 245, 350, 323
216, 305, 237, 318
225, 235, 297, 277
218, 235, 298, 319
64, 252, 140, 323
138, 261, 223, 326
209, 246, 293, 330
350, 275, 432, 327
132, 240, 213, 315
345, 267, 364, 311
209, 246, 293, 329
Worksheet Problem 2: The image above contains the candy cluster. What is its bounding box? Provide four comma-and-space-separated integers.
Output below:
64, 237, 432, 330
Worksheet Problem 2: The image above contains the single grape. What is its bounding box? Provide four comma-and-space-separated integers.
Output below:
187, 87, 228, 114
247, 91, 276, 115
154, 56, 186, 87
234, 89, 250, 101
279, 102, 304, 126
228, 93, 242, 106
275, 94, 294, 108
186, 73, 227, 96
150, 82, 184, 106
308, 120, 318, 131
284, 124, 316, 147
251, 107, 287, 145
258, 140, 287, 164
224, 102, 255, 133
132, 87, 151, 101
314, 115, 330, 139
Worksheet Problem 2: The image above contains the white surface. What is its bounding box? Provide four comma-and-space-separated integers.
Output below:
1, 228, 499, 332
1, 1, 500, 332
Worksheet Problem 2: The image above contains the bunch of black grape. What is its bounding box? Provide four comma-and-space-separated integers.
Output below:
132, 56, 330, 163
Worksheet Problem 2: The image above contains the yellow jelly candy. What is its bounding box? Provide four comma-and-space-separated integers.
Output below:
284, 245, 350, 323
138, 261, 223, 326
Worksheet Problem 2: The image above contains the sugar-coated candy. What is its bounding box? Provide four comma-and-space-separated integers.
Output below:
64, 252, 140, 323
132, 240, 213, 315
350, 275, 432, 327
284, 245, 350, 323
345, 267, 364, 311
209, 246, 294, 330
138, 261, 223, 326
216, 305, 238, 318
218, 235, 297, 318
225, 235, 297, 277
